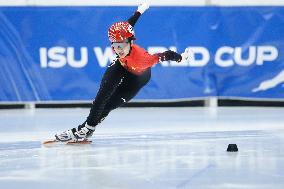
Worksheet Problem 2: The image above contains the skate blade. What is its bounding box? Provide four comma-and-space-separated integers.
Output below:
66, 140, 92, 145
42, 139, 58, 145
42, 139, 92, 146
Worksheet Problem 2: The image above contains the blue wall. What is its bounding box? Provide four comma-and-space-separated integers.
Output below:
0, 6, 283, 101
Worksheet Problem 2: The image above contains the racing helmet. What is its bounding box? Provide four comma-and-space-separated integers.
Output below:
108, 21, 135, 42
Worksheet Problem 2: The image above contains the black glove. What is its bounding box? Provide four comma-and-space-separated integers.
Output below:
157, 50, 182, 62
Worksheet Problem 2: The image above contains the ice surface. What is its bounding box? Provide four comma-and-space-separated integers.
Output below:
0, 107, 284, 189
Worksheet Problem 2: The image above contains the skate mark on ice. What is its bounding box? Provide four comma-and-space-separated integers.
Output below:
0, 141, 41, 151
177, 163, 216, 188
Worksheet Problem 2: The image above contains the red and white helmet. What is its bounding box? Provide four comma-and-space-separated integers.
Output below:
108, 21, 135, 42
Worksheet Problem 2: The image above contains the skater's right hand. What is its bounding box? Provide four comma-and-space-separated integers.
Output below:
137, 2, 149, 14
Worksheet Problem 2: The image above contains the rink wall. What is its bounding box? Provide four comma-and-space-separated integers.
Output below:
1, 1, 284, 106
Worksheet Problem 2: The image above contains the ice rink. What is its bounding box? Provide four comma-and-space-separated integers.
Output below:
0, 106, 284, 189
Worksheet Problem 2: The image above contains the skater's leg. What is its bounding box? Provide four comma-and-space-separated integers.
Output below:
55, 64, 151, 142
106, 68, 151, 110
55, 61, 127, 142
91, 68, 151, 123
71, 68, 151, 141
85, 62, 130, 126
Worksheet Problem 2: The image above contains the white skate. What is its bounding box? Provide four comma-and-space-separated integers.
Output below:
43, 123, 95, 145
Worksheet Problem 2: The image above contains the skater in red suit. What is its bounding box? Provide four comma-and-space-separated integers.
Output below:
55, 3, 187, 142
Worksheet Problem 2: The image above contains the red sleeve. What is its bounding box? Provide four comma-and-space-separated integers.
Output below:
129, 44, 159, 69
119, 44, 160, 74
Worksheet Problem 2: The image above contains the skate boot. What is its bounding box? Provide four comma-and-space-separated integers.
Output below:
55, 123, 95, 142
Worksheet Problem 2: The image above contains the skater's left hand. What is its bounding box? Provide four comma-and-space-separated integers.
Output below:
159, 50, 182, 62
137, 2, 149, 14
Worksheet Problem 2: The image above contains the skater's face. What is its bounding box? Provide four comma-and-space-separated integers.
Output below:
112, 39, 131, 58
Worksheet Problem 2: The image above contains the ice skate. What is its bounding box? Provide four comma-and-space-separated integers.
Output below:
43, 123, 95, 145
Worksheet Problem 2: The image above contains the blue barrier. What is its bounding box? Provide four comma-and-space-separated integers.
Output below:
0, 6, 283, 101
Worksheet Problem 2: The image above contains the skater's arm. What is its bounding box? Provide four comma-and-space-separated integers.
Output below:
127, 3, 149, 26
130, 50, 182, 71
127, 12, 141, 27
